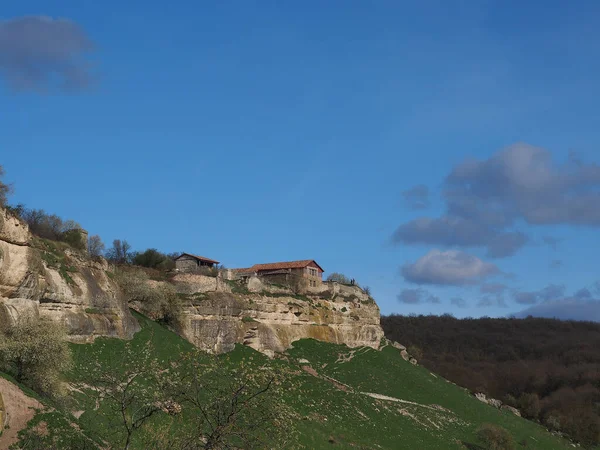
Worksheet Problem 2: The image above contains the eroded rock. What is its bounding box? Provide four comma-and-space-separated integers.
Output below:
0, 208, 138, 341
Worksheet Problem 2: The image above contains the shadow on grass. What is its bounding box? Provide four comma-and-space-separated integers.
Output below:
461, 442, 485, 450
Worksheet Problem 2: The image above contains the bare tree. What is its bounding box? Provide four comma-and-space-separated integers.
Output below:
106, 239, 132, 264
87, 235, 105, 258
73, 344, 295, 450
0, 164, 13, 207
146, 354, 296, 449
72, 339, 166, 450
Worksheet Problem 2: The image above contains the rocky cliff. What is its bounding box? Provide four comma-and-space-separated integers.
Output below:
143, 273, 385, 356
1, 206, 385, 355
0, 208, 138, 341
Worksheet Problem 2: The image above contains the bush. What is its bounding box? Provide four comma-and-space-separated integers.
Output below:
197, 266, 218, 277
326, 273, 350, 284
132, 248, 175, 271
518, 393, 540, 420
0, 315, 72, 396
116, 268, 182, 326
18, 208, 83, 243
476, 424, 515, 450
407, 345, 423, 361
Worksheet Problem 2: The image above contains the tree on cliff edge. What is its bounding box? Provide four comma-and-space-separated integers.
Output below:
0, 164, 13, 207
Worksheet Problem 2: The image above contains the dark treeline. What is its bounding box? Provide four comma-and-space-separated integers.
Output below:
381, 314, 600, 447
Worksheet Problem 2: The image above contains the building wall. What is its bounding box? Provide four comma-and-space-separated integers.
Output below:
175, 255, 215, 273
303, 262, 323, 287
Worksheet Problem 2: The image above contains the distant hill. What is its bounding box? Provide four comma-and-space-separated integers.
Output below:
381, 314, 600, 448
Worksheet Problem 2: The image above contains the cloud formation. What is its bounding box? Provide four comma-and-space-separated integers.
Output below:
480, 283, 507, 294
477, 295, 507, 308
393, 143, 600, 258
512, 284, 566, 305
515, 299, 600, 322
397, 288, 440, 304
451, 297, 468, 308
0, 16, 94, 91
401, 249, 499, 286
402, 185, 430, 210
514, 281, 600, 322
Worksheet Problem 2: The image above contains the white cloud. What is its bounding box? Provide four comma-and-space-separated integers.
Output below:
401, 249, 499, 286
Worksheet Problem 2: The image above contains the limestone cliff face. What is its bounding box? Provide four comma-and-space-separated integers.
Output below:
168, 274, 384, 356
0, 208, 138, 341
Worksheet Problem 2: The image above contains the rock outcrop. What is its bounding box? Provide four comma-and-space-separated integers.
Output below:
160, 274, 385, 356
475, 392, 521, 416
1, 206, 386, 355
0, 208, 138, 341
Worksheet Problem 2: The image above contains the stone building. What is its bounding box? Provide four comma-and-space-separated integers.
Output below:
233, 260, 324, 287
174, 253, 220, 273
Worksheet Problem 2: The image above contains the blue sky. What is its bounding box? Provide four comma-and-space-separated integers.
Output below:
1, 1, 600, 320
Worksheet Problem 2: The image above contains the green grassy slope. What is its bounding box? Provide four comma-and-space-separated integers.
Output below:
10, 313, 572, 449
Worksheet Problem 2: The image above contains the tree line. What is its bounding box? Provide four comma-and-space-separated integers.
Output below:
381, 314, 600, 447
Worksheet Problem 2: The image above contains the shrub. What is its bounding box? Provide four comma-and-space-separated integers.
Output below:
132, 248, 175, 270
326, 273, 350, 284
116, 268, 182, 326
0, 315, 72, 397
197, 266, 218, 277
19, 208, 82, 243
407, 345, 424, 361
476, 424, 515, 450
242, 316, 258, 323
518, 393, 540, 420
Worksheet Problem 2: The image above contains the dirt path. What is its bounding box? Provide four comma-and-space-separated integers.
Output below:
0, 377, 43, 449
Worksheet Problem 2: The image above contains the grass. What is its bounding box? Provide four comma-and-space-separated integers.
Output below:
225, 280, 250, 294
33, 238, 78, 286
8, 312, 578, 450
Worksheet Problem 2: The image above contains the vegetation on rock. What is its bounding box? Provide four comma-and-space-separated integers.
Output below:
0, 315, 72, 397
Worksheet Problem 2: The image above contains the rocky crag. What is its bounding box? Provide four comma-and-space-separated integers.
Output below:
142, 273, 385, 356
1, 206, 386, 356
0, 208, 138, 341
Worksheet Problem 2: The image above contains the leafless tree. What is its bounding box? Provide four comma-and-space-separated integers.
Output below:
106, 239, 132, 264
87, 235, 105, 258
0, 164, 13, 207
72, 340, 166, 450
146, 355, 296, 450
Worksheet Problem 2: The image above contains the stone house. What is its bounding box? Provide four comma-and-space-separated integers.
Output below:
233, 260, 324, 287
174, 253, 220, 273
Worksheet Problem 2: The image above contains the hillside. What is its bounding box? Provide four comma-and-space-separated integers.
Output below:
2, 312, 575, 449
381, 314, 600, 447
0, 202, 583, 449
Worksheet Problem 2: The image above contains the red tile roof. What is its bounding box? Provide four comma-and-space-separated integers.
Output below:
175, 253, 220, 265
234, 260, 324, 273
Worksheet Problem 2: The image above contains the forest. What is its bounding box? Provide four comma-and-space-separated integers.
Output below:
381, 314, 600, 447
